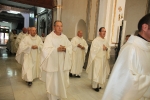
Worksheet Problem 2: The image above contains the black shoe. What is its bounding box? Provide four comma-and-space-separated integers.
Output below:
69, 73, 73, 77
28, 82, 32, 86
76, 75, 81, 78
93, 88, 99, 92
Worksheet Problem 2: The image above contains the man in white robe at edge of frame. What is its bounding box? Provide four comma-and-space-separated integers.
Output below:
102, 14, 150, 100
70, 30, 88, 78
86, 27, 110, 92
15, 27, 43, 86
40, 20, 72, 100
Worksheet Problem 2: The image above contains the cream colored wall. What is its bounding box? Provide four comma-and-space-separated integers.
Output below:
124, 0, 147, 35
61, 0, 88, 38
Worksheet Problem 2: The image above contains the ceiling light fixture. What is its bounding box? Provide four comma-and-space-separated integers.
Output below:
7, 10, 20, 14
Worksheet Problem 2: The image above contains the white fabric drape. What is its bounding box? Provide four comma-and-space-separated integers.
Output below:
102, 35, 150, 100
10, 33, 18, 53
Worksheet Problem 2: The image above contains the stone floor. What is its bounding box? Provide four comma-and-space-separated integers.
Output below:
0, 46, 115, 100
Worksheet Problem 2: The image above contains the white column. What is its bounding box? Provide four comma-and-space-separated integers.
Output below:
21, 13, 29, 28
97, 0, 108, 38
88, 0, 98, 40
56, 0, 62, 20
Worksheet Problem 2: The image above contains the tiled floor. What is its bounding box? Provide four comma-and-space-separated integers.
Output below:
0, 46, 115, 100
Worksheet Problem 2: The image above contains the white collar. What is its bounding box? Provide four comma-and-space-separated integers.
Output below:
127, 35, 150, 51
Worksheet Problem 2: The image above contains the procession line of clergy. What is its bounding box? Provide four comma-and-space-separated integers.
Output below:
15, 21, 111, 100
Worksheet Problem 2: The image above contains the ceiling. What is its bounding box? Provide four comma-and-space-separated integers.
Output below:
0, 0, 34, 10
0, 0, 55, 28
0, 0, 56, 10
0, 11, 24, 22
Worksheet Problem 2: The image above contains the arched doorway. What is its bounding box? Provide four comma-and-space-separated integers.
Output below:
76, 19, 87, 40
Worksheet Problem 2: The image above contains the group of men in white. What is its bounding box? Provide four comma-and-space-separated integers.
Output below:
14, 13, 150, 100
6, 27, 45, 54
13, 20, 110, 100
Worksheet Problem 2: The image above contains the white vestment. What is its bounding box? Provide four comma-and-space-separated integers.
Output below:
15, 32, 28, 49
70, 36, 88, 75
86, 37, 110, 88
40, 31, 72, 100
10, 33, 18, 53
102, 35, 150, 100
16, 35, 43, 82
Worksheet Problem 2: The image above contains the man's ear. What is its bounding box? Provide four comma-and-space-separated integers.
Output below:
142, 24, 148, 32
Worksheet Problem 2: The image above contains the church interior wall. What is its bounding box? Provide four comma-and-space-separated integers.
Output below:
124, 0, 147, 35
61, 0, 88, 39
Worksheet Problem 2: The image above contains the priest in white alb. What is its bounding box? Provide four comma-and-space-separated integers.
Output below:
15, 27, 28, 49
10, 30, 18, 54
86, 27, 110, 92
102, 13, 150, 100
41, 20, 72, 100
6, 30, 13, 52
70, 30, 88, 78
40, 20, 72, 100
16, 27, 43, 86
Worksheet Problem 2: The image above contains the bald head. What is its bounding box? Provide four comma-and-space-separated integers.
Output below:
27, 27, 31, 34
22, 28, 27, 33
30, 27, 37, 37
77, 30, 83, 38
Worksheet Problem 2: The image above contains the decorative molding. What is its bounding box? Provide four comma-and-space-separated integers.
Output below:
146, 0, 150, 13
86, 0, 92, 41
